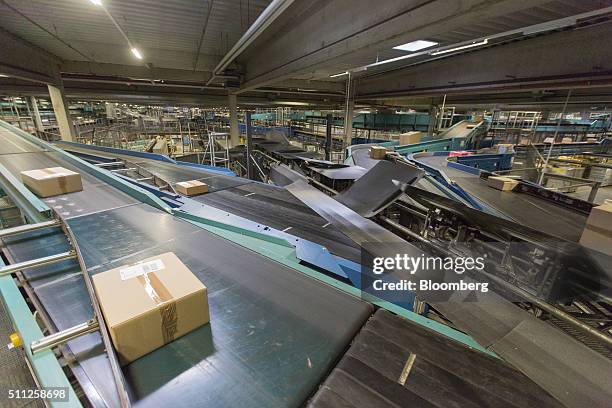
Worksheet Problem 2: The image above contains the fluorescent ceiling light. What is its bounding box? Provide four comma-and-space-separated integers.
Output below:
430, 39, 488, 55
131, 48, 143, 59
329, 71, 348, 78
393, 40, 438, 52
0, 74, 8, 77
89, 0, 102, 6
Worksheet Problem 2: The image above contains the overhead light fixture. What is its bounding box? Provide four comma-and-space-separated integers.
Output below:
89, 0, 102, 6
393, 40, 438, 52
131, 48, 143, 60
329, 71, 348, 78
430, 39, 488, 55
0, 74, 8, 78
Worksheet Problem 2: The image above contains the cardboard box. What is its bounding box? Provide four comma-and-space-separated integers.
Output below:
369, 146, 388, 160
561, 137, 573, 143
175, 180, 209, 196
580, 204, 612, 256
399, 131, 422, 146
21, 167, 83, 198
487, 176, 519, 191
93, 252, 210, 363
583, 203, 612, 233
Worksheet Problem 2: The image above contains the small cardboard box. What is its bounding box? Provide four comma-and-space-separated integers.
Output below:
399, 131, 422, 146
369, 146, 388, 159
487, 176, 519, 191
175, 180, 209, 196
580, 203, 612, 252
21, 167, 83, 198
93, 252, 210, 364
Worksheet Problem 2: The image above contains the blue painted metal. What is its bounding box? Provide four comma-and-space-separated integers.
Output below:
447, 160, 482, 175
55, 140, 236, 176
456, 153, 513, 172
0, 121, 173, 214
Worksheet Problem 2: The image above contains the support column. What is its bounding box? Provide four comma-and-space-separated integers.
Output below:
427, 104, 438, 136
245, 112, 253, 180
29, 96, 44, 133
47, 81, 75, 141
343, 72, 354, 151
344, 99, 354, 147
105, 102, 117, 120
228, 93, 240, 147
325, 114, 333, 161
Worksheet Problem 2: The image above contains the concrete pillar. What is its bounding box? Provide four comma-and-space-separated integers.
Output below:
47, 82, 76, 141
427, 104, 438, 136
105, 102, 117, 119
228, 93, 240, 147
325, 114, 333, 161
29, 96, 44, 133
245, 112, 253, 180
344, 99, 354, 147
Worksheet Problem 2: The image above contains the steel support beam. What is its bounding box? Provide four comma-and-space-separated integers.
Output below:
237, 0, 550, 91
357, 23, 612, 98
0, 27, 61, 84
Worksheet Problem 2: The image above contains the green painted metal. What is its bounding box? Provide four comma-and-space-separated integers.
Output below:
394, 137, 466, 155
0, 163, 52, 223
0, 259, 82, 407
0, 120, 172, 214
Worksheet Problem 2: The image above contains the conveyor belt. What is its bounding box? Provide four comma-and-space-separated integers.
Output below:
193, 183, 361, 262
58, 143, 362, 262
416, 154, 587, 241
57, 143, 251, 194
0, 133, 374, 407
308, 309, 563, 408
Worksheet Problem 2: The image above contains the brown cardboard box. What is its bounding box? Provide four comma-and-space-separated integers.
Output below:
580, 203, 612, 256
93, 252, 210, 364
561, 137, 573, 143
21, 167, 83, 198
399, 131, 422, 146
487, 176, 519, 191
175, 180, 209, 196
369, 146, 388, 159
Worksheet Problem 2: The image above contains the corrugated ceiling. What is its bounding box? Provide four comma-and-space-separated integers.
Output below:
0, 0, 272, 70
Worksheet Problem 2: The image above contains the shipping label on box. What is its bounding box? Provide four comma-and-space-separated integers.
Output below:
93, 252, 210, 363
21, 167, 83, 198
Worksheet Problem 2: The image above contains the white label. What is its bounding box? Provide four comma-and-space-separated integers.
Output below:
120, 259, 165, 280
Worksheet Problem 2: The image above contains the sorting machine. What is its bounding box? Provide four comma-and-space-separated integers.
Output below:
0, 120, 611, 408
